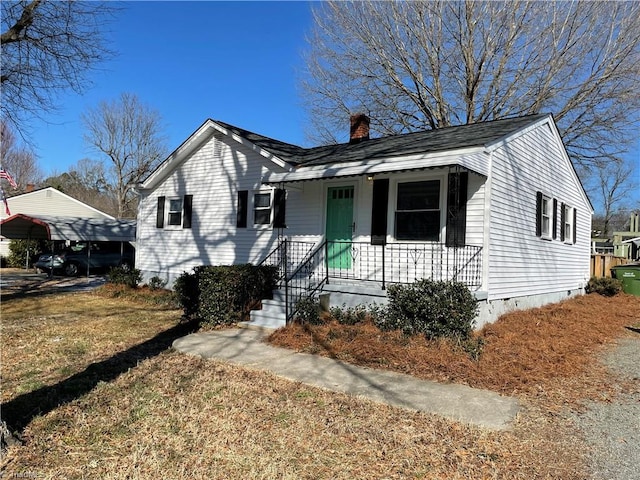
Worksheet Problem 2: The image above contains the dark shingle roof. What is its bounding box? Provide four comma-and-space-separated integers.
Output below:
216, 114, 549, 167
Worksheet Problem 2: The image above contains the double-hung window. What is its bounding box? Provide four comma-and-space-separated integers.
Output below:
253, 192, 272, 225
536, 192, 552, 239
536, 192, 577, 243
167, 197, 183, 226
395, 180, 441, 241
156, 195, 193, 229
541, 195, 551, 239
562, 203, 575, 243
236, 188, 286, 229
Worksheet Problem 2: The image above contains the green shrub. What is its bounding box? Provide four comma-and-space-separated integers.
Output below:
586, 276, 622, 296
458, 336, 485, 361
294, 296, 322, 325
174, 269, 200, 318
107, 266, 142, 288
8, 239, 48, 268
329, 304, 368, 325
193, 264, 279, 327
375, 279, 478, 340
147, 275, 167, 291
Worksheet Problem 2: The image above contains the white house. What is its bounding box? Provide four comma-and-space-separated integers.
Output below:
136, 113, 592, 327
0, 187, 115, 259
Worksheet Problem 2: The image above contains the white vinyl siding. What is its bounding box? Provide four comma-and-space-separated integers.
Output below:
487, 122, 591, 300
136, 132, 289, 284
0, 188, 114, 220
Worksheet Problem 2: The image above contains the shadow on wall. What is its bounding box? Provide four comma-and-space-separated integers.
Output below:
139, 130, 288, 286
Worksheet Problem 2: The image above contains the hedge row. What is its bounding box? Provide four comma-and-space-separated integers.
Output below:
174, 264, 278, 327
294, 278, 478, 341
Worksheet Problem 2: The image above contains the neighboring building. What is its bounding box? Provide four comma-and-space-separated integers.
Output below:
613, 213, 640, 261
136, 113, 592, 327
0, 187, 115, 260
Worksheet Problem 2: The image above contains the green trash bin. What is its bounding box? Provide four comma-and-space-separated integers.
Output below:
611, 263, 640, 296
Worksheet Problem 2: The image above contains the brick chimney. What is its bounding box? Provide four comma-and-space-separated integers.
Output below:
26, 183, 35, 192
349, 113, 370, 144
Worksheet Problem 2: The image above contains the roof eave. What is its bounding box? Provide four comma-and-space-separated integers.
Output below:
263, 148, 488, 184
140, 119, 295, 191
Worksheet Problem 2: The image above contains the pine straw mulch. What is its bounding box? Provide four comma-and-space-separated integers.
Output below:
268, 293, 640, 406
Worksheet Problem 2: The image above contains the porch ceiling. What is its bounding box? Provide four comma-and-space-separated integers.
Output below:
261, 152, 489, 185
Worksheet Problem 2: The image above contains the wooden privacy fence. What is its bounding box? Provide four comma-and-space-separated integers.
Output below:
590, 254, 627, 278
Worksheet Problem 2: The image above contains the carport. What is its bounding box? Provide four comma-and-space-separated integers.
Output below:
0, 213, 136, 275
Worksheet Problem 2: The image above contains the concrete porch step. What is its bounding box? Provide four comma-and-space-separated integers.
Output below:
243, 297, 286, 331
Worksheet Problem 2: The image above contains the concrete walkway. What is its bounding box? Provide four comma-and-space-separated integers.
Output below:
173, 328, 520, 430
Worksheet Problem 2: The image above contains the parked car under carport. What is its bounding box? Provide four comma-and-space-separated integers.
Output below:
0, 213, 137, 276
35, 241, 135, 276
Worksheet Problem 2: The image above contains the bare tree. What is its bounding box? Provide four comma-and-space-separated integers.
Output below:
302, 1, 640, 176
1, 0, 116, 135
82, 93, 167, 218
42, 158, 118, 216
589, 158, 638, 237
0, 120, 42, 192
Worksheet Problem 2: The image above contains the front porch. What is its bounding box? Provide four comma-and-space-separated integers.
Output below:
251, 239, 483, 327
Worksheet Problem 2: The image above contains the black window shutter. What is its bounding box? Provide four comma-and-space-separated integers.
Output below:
446, 171, 468, 247
573, 208, 577, 244
273, 188, 287, 228
552, 199, 558, 240
370, 178, 389, 245
560, 202, 566, 241
182, 194, 193, 229
237, 190, 248, 228
535, 191, 542, 237
156, 196, 165, 228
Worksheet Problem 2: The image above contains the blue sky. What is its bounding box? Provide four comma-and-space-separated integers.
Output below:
26, 1, 639, 211
32, 1, 316, 177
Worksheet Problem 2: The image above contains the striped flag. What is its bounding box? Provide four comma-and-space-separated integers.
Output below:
1, 186, 10, 215
0, 167, 18, 189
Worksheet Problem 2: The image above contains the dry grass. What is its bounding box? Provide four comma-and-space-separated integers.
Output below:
1, 286, 638, 479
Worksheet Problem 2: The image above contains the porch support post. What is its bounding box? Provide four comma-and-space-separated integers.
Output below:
284, 239, 289, 324
324, 240, 329, 285
381, 244, 386, 290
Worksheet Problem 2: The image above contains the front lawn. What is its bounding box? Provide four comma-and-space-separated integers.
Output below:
1, 286, 637, 479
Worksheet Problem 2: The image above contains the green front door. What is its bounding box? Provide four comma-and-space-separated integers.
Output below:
326, 186, 354, 269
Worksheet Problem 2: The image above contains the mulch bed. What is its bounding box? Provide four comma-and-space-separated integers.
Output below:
268, 293, 640, 402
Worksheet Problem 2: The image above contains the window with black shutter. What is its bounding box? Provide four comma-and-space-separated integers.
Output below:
446, 171, 468, 247
182, 195, 193, 229
273, 188, 286, 228
237, 190, 248, 228
536, 191, 552, 239
156, 196, 165, 228
370, 178, 389, 245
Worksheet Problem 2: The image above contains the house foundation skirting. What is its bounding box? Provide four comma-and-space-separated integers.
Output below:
475, 288, 585, 329
320, 282, 584, 330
